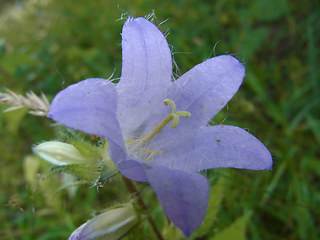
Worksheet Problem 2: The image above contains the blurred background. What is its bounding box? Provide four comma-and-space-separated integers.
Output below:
0, 0, 319, 239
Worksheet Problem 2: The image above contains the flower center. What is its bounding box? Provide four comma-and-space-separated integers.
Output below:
139, 98, 191, 144
125, 99, 191, 161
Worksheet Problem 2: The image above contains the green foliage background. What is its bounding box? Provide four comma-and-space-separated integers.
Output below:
0, 0, 319, 239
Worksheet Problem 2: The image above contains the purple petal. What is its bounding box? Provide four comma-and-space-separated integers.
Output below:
170, 55, 245, 127
117, 159, 147, 182
48, 78, 126, 164
194, 125, 272, 171
117, 17, 172, 107
144, 125, 196, 171
145, 165, 209, 236
117, 17, 172, 140
108, 141, 127, 165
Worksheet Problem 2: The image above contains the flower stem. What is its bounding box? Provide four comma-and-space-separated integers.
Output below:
122, 176, 164, 240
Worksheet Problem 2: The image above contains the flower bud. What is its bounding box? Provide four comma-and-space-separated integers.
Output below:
33, 141, 88, 165
69, 204, 139, 240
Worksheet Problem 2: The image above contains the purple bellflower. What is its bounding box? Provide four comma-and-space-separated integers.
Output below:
48, 17, 272, 236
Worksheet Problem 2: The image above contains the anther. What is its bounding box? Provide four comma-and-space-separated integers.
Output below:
141, 148, 163, 161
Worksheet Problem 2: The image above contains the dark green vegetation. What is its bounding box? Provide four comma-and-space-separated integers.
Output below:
0, 0, 319, 239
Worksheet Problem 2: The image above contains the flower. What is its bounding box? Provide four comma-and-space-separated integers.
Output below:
68, 204, 138, 240
48, 17, 272, 236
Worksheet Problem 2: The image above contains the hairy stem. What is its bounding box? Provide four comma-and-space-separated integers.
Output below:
122, 176, 164, 240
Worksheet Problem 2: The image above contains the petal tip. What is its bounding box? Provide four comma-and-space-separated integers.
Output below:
221, 54, 246, 75
181, 228, 192, 237
258, 142, 273, 170
124, 16, 151, 28
264, 152, 273, 170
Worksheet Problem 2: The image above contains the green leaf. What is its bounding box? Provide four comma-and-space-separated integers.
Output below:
194, 177, 225, 237
162, 218, 185, 240
211, 212, 252, 240
246, 71, 284, 125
